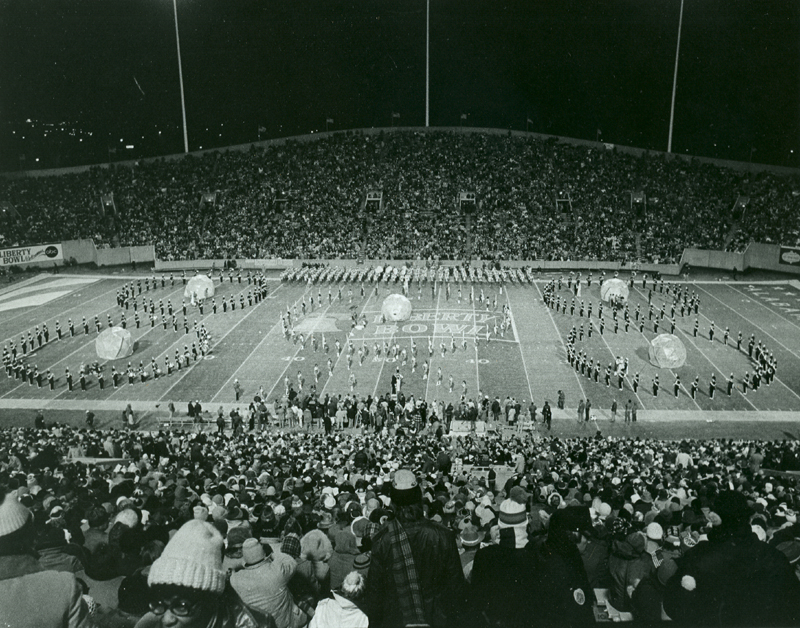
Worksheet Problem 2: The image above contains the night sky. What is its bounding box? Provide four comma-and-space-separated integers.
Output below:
1, 0, 798, 169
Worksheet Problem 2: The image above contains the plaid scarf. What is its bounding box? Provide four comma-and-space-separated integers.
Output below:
386, 518, 426, 626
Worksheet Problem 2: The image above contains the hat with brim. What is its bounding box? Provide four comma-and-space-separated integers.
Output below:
391, 469, 422, 506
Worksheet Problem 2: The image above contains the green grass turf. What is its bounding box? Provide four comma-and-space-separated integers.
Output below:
1, 271, 799, 440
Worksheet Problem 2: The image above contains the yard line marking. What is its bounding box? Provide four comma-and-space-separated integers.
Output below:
694, 284, 800, 362
319, 286, 375, 397
725, 283, 800, 335
470, 290, 481, 397
209, 302, 295, 403
423, 286, 442, 404
504, 289, 534, 404
371, 324, 396, 399
264, 297, 333, 402
587, 316, 648, 410
159, 284, 288, 404
532, 280, 587, 401
688, 284, 800, 403
78, 281, 272, 402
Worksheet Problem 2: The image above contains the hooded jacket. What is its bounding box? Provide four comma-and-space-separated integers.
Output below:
608, 531, 651, 612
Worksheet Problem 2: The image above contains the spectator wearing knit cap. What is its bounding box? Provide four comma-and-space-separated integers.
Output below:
0, 490, 93, 628
290, 530, 333, 611
135, 519, 276, 628
365, 469, 465, 628
470, 487, 537, 625
664, 490, 800, 626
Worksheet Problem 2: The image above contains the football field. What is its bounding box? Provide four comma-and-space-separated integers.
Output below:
1, 270, 800, 438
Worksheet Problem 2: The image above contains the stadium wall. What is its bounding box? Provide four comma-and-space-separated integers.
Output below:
11, 239, 156, 268
680, 243, 800, 276
153, 257, 681, 275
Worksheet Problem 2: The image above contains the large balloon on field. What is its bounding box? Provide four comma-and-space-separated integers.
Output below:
600, 278, 630, 303
184, 274, 215, 299
381, 294, 413, 322
95, 326, 133, 361
648, 334, 687, 369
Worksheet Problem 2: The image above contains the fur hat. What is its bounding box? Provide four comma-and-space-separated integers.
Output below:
148, 520, 226, 594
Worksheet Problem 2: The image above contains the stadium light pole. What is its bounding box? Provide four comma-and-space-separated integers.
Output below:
173, 0, 189, 153
667, 0, 684, 153
425, 0, 430, 127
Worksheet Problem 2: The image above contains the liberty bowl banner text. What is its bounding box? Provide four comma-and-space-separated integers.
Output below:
0, 243, 63, 266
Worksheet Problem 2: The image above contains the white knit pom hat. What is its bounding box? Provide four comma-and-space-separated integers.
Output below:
0, 492, 32, 537
148, 520, 226, 594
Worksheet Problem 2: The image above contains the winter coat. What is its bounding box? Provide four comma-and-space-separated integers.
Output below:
0, 553, 92, 628
608, 532, 651, 612
328, 530, 359, 591
231, 552, 307, 628
365, 517, 465, 628
664, 530, 800, 626
470, 543, 537, 627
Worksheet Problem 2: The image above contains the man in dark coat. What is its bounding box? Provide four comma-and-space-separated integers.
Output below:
470, 487, 536, 627
527, 506, 596, 627
663, 490, 800, 626
365, 470, 465, 628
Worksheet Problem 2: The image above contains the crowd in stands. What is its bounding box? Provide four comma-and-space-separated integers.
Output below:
2, 131, 799, 263
2, 414, 800, 628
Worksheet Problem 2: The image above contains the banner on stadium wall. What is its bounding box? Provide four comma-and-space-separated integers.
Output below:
0, 243, 63, 266
779, 246, 800, 266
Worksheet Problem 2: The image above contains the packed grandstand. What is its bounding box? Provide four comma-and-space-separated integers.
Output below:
1, 127, 800, 628
1, 131, 798, 263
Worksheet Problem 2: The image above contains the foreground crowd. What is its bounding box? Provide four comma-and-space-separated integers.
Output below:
2, 422, 800, 628
2, 131, 799, 262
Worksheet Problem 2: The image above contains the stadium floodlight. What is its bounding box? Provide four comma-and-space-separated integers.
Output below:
173, 0, 189, 153
667, 0, 684, 154
426, 0, 430, 127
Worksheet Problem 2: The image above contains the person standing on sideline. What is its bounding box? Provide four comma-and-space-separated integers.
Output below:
234, 378, 242, 401
610, 399, 617, 422
542, 401, 552, 430
577, 399, 585, 425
